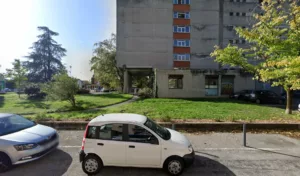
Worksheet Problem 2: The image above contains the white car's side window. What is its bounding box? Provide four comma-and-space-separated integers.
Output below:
127, 124, 158, 144
99, 124, 123, 141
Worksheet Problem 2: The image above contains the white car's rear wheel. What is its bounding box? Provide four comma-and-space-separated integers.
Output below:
82, 155, 102, 175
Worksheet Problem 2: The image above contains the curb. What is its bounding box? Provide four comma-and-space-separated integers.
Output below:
37, 121, 300, 131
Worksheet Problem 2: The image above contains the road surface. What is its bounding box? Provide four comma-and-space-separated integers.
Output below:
3, 131, 300, 176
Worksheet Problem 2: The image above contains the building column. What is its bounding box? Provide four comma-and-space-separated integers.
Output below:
123, 69, 129, 93
218, 74, 222, 96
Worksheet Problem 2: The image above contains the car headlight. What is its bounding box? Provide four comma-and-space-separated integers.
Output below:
14, 144, 37, 151
188, 144, 193, 153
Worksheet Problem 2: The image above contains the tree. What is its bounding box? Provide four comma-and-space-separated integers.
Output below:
6, 59, 27, 98
211, 0, 300, 114
90, 34, 124, 89
24, 26, 66, 83
43, 74, 79, 107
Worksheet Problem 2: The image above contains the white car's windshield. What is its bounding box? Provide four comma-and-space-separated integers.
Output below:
144, 118, 171, 140
0, 115, 36, 136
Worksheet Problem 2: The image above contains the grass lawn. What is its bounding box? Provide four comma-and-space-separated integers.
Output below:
25, 98, 300, 122
0, 93, 133, 114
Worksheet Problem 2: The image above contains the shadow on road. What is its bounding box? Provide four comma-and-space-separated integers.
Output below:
95, 154, 235, 176
4, 149, 72, 176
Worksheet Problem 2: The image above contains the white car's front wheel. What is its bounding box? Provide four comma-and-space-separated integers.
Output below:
164, 157, 185, 176
82, 155, 103, 175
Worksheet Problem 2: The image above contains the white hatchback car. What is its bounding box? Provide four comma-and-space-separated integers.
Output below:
79, 113, 194, 176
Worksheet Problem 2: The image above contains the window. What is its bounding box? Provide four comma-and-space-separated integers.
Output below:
229, 40, 233, 44
173, 26, 190, 33
173, 0, 190, 4
0, 115, 36, 136
174, 12, 190, 19
229, 12, 234, 16
242, 12, 246, 16
235, 39, 240, 44
144, 118, 171, 140
242, 40, 246, 44
128, 124, 158, 144
99, 124, 123, 141
205, 76, 219, 96
169, 75, 183, 89
87, 126, 98, 139
228, 25, 234, 31
174, 54, 190, 61
174, 40, 190, 47
236, 12, 240, 16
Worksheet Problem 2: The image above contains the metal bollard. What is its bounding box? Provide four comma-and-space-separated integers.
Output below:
243, 123, 247, 147
172, 124, 176, 130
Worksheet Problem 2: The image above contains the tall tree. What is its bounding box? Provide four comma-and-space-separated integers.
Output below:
211, 0, 300, 114
24, 26, 66, 83
6, 59, 27, 98
90, 34, 124, 89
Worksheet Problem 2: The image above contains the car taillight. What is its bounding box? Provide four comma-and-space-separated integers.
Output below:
81, 124, 88, 150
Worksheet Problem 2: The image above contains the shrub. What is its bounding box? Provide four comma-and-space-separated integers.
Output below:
77, 89, 90, 94
138, 88, 153, 98
25, 84, 46, 99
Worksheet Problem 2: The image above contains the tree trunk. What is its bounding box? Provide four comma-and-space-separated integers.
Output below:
285, 88, 293, 114
70, 97, 76, 107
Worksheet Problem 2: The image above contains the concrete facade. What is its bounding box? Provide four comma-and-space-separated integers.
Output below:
117, 0, 265, 97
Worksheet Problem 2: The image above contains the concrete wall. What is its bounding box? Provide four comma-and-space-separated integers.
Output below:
156, 69, 255, 98
190, 0, 220, 69
117, 0, 173, 69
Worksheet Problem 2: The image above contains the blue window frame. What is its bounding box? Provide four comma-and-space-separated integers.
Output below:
173, 26, 191, 33
174, 40, 190, 47
173, 12, 190, 19
173, 54, 191, 61
173, 0, 190, 4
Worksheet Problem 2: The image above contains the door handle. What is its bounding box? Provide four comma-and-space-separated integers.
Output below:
97, 143, 104, 146
129, 145, 135, 148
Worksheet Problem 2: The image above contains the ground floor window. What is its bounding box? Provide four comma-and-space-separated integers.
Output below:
205, 76, 218, 96
221, 76, 234, 95
168, 75, 183, 89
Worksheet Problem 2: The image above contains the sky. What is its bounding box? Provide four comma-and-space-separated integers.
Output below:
0, 0, 116, 81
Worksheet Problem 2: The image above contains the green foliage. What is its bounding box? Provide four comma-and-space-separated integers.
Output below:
5, 59, 27, 98
43, 74, 79, 107
90, 34, 123, 89
211, 0, 300, 114
138, 88, 153, 98
24, 84, 46, 99
24, 26, 66, 83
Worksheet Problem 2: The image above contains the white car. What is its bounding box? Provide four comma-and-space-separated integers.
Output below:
79, 113, 194, 176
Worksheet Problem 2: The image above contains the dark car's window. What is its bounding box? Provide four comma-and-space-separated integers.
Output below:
144, 118, 170, 140
127, 124, 158, 144
0, 115, 36, 136
99, 124, 123, 141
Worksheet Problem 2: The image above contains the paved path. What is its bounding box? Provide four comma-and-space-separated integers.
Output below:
3, 132, 300, 176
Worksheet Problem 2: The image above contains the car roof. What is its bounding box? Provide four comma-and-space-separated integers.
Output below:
0, 113, 14, 118
89, 113, 148, 125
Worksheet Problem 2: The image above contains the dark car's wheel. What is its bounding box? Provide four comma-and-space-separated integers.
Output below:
82, 154, 103, 175
164, 156, 185, 176
0, 152, 12, 173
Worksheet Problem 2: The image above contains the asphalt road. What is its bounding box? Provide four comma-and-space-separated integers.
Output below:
3, 131, 300, 176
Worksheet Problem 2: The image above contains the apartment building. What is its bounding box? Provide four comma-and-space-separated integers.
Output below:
116, 0, 272, 98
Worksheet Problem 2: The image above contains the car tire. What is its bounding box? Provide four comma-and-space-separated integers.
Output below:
255, 99, 261, 104
82, 154, 103, 175
0, 152, 12, 173
164, 156, 185, 176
